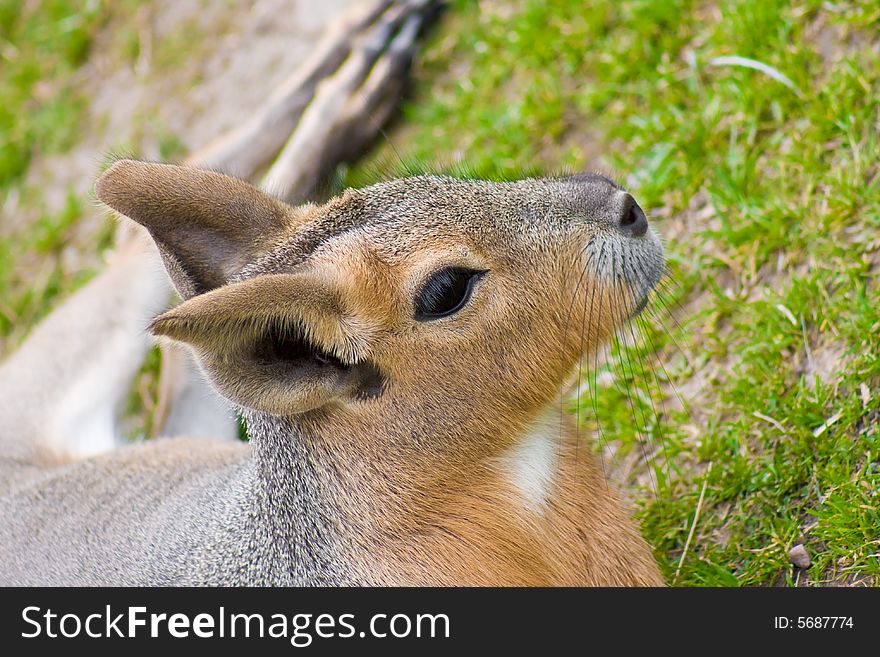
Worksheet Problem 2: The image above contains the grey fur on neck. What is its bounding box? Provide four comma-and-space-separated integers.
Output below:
241, 410, 355, 585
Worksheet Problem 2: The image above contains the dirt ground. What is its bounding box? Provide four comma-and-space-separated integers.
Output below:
1, 0, 360, 311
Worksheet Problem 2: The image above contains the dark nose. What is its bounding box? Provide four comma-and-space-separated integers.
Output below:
618, 194, 648, 238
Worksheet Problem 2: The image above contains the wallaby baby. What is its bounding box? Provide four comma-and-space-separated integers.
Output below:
0, 160, 665, 585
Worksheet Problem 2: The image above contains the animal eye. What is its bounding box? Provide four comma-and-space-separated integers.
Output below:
415, 267, 485, 320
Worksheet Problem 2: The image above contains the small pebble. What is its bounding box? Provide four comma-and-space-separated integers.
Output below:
789, 544, 811, 569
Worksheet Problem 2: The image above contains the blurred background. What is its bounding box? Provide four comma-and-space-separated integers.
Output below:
0, 0, 878, 586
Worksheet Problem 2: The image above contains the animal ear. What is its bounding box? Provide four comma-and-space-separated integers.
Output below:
95, 159, 294, 298
150, 272, 384, 415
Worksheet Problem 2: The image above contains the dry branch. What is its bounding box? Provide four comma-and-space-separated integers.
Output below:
153, 0, 441, 436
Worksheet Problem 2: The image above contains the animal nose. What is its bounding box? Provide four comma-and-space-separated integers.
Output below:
617, 194, 648, 238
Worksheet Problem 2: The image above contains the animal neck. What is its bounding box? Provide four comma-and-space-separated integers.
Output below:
243, 398, 566, 526
244, 408, 440, 524
240, 410, 362, 584
238, 400, 578, 584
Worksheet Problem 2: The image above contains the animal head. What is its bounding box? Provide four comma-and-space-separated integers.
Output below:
96, 160, 663, 450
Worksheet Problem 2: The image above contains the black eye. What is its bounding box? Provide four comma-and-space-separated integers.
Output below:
415, 267, 486, 320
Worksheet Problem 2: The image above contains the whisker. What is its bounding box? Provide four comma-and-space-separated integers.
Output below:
377, 126, 407, 173
557, 237, 598, 454
584, 244, 609, 485
577, 244, 605, 461
607, 258, 657, 494
641, 303, 693, 419
634, 312, 680, 488
654, 274, 691, 340
643, 274, 695, 389
621, 256, 672, 486
561, 237, 598, 337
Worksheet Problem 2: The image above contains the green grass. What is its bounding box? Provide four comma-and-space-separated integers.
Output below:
0, 190, 115, 343
0, 0, 102, 190
0, 0, 105, 349
2, 0, 878, 585
0, 1, 192, 442
0, 0, 180, 356
346, 0, 880, 585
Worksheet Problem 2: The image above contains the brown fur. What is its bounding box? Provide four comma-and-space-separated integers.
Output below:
0, 159, 665, 585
